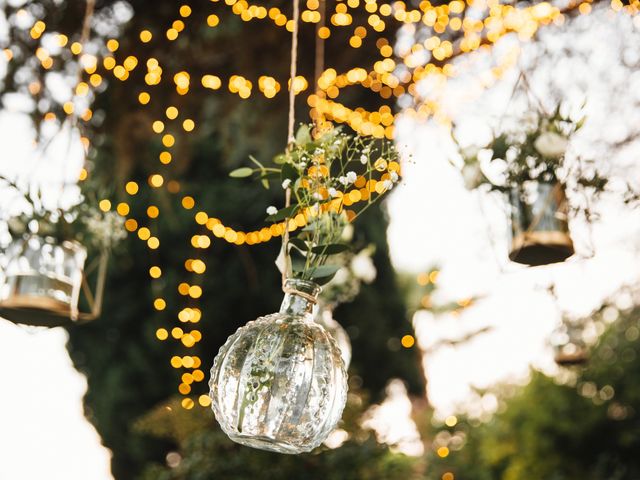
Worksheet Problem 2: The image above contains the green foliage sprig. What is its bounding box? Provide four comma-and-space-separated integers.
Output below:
231, 125, 401, 285
456, 105, 607, 193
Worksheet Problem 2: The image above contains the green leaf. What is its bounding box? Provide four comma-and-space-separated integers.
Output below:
295, 124, 312, 145
308, 264, 341, 284
288, 237, 309, 252
311, 243, 350, 255
261, 178, 269, 190
265, 204, 298, 222
229, 167, 253, 178
281, 162, 297, 182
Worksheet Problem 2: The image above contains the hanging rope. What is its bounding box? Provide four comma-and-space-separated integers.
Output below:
286, 0, 300, 145
281, 0, 301, 289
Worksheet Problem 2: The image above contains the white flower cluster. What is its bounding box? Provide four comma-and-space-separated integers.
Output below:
83, 209, 127, 249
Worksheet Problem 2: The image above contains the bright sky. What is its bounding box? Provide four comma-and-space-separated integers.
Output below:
1, 6, 639, 479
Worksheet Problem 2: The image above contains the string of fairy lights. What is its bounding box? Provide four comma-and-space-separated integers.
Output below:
3, 0, 639, 410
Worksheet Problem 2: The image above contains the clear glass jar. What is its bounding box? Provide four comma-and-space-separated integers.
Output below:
209, 278, 348, 454
508, 182, 574, 266
0, 235, 87, 326
315, 303, 351, 369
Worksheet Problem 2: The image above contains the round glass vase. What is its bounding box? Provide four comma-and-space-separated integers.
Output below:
209, 278, 348, 454
508, 182, 574, 266
315, 303, 352, 369
0, 234, 87, 327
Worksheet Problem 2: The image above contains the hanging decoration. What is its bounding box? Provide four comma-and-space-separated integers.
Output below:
456, 102, 608, 266
209, 121, 401, 452
0, 176, 124, 327
550, 316, 590, 367
209, 0, 402, 450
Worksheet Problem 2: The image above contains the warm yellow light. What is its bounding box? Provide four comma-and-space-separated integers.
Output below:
181, 398, 195, 409
106, 39, 119, 52
437, 446, 450, 458
183, 119, 195, 131
445, 415, 458, 427
147, 237, 160, 249
147, 205, 160, 218
125, 219, 138, 232
149, 266, 162, 278
401, 335, 415, 348
159, 151, 172, 164
138, 227, 151, 241
198, 395, 212, 407
179, 5, 192, 17
154, 298, 166, 311
125, 181, 139, 195
140, 30, 153, 42
207, 14, 220, 26
116, 202, 130, 216
152, 120, 165, 133
166, 106, 179, 119
138, 92, 151, 105
188, 285, 202, 298
156, 328, 169, 340
149, 174, 164, 187
99, 199, 111, 212
182, 196, 195, 209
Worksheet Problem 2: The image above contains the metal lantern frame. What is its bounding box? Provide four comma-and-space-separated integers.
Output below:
0, 234, 108, 327
508, 181, 575, 266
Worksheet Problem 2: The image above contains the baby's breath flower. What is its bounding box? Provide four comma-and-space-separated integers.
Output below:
382, 180, 393, 190
266, 206, 277, 216
328, 187, 339, 197
360, 154, 368, 164
338, 176, 348, 186
390, 171, 399, 182
282, 179, 291, 189
346, 171, 357, 184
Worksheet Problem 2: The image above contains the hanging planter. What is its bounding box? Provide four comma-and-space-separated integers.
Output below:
209, 278, 347, 454
0, 234, 107, 327
455, 102, 608, 267
210, 124, 400, 452
550, 318, 589, 367
0, 176, 125, 327
508, 182, 574, 266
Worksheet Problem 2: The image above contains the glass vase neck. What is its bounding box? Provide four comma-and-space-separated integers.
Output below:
280, 279, 321, 318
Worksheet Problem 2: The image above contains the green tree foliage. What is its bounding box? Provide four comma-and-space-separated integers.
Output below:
424, 302, 640, 480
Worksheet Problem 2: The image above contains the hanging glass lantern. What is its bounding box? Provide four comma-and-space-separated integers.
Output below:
209, 278, 348, 454
0, 234, 106, 327
550, 319, 589, 367
315, 304, 351, 369
508, 182, 574, 266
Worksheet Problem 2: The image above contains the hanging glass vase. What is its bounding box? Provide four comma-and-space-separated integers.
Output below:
209, 278, 348, 454
0, 234, 105, 327
550, 319, 589, 367
315, 303, 351, 369
508, 181, 574, 266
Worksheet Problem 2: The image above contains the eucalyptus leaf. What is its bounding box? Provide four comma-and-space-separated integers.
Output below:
229, 167, 253, 178
307, 264, 340, 279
